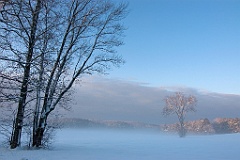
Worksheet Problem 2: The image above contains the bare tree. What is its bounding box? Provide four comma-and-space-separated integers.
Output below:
1, 0, 128, 148
0, 0, 43, 148
33, 0, 127, 147
163, 92, 197, 137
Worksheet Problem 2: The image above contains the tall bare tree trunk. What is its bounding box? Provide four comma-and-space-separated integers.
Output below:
35, 114, 49, 147
32, 58, 43, 147
10, 0, 42, 149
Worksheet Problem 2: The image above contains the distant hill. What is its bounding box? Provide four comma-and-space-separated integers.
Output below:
59, 117, 240, 134
60, 118, 160, 129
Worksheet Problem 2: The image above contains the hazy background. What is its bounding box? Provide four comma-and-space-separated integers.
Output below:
62, 76, 240, 124
60, 0, 240, 124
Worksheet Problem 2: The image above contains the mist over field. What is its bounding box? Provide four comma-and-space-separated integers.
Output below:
64, 77, 240, 124
1, 128, 240, 160
0, 0, 239, 159
1, 77, 240, 159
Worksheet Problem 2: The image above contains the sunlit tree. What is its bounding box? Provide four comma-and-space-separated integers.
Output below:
163, 92, 197, 137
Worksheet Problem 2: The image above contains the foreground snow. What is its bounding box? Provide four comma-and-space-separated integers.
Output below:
1, 128, 240, 160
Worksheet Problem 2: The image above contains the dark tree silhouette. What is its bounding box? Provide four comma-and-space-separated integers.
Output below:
0, 0, 128, 148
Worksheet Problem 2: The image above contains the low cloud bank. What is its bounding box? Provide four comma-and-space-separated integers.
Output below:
63, 76, 240, 124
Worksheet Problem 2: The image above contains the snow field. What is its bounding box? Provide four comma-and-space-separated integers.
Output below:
1, 128, 240, 160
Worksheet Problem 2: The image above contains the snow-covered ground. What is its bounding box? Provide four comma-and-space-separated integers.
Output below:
1, 128, 240, 160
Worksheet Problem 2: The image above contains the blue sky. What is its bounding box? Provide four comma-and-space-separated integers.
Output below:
108, 0, 240, 94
